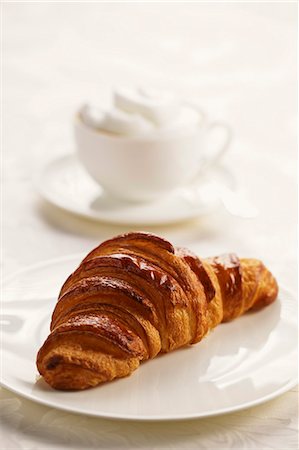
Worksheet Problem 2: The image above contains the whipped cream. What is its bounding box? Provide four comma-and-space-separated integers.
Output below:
79, 87, 201, 137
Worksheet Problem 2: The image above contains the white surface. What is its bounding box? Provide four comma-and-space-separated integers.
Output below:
2, 256, 297, 421
2, 2, 297, 449
38, 155, 234, 225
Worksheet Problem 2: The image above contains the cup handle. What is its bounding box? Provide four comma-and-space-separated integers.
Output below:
201, 121, 232, 170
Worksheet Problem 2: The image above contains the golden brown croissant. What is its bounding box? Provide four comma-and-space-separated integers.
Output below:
36, 232, 278, 390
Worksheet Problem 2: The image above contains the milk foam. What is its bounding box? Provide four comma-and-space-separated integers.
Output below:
79, 87, 201, 136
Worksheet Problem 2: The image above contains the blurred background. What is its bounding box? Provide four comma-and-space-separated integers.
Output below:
3, 2, 297, 280
1, 3, 298, 449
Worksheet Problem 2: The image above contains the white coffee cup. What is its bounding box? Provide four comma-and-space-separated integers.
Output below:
74, 108, 232, 202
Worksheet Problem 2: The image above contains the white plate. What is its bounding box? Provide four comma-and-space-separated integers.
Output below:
37, 154, 235, 226
1, 256, 297, 421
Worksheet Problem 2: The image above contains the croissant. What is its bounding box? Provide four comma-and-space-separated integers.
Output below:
36, 232, 278, 390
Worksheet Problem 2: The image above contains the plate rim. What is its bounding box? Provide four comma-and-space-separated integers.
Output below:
0, 378, 297, 422
2, 256, 298, 422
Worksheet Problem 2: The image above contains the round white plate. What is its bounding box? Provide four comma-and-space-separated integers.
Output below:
1, 255, 297, 421
37, 154, 235, 226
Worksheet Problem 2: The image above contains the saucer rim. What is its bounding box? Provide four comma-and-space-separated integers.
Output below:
37, 154, 233, 226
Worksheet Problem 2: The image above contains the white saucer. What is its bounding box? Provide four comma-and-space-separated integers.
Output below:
38, 154, 235, 226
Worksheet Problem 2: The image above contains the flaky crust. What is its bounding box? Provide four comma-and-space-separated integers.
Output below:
36, 232, 278, 390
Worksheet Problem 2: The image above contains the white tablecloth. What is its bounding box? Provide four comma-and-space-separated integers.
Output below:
2, 2, 297, 449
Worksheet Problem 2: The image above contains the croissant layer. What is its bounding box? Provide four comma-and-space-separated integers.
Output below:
36, 232, 278, 390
